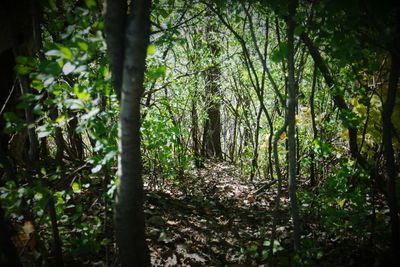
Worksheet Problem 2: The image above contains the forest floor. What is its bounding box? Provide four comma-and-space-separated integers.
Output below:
13, 161, 391, 266
145, 160, 282, 266
142, 161, 389, 267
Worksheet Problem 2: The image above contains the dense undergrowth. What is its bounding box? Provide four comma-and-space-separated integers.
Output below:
3, 161, 393, 266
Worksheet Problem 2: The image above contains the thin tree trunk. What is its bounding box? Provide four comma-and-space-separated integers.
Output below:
269, 118, 287, 261
191, 91, 202, 167
383, 48, 400, 256
287, 0, 301, 250
47, 194, 64, 266
17, 75, 39, 164
49, 98, 64, 162
231, 113, 238, 162
250, 106, 262, 180
67, 116, 83, 161
309, 64, 318, 187
266, 109, 274, 181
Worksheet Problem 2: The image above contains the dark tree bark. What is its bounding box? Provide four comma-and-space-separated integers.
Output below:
191, 90, 202, 167
104, 0, 127, 100
17, 75, 39, 163
8, 0, 43, 165
66, 116, 84, 161
105, 0, 152, 266
202, 23, 222, 159
250, 106, 262, 180
309, 64, 318, 187
269, 118, 287, 261
287, 0, 301, 251
0, 49, 18, 161
0, 203, 22, 267
383, 44, 400, 256
47, 195, 64, 266
49, 103, 64, 163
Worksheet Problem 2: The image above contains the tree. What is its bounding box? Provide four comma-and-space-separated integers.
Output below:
105, 0, 152, 266
202, 19, 223, 159
286, 0, 301, 251
383, 17, 400, 255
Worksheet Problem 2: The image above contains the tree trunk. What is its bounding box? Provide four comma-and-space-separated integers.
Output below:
0, 203, 22, 267
104, 0, 127, 100
67, 116, 83, 161
47, 194, 64, 266
191, 91, 202, 167
17, 67, 39, 164
269, 118, 287, 261
250, 106, 262, 180
105, 0, 152, 266
287, 0, 301, 251
202, 23, 222, 159
383, 48, 400, 256
309, 64, 318, 187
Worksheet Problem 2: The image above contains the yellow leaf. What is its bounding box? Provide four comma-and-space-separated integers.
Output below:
147, 44, 156, 55
23, 221, 35, 234
72, 182, 81, 193
338, 199, 345, 208
280, 131, 287, 140
56, 115, 66, 123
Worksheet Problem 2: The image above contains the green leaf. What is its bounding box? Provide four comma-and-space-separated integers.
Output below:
294, 25, 304, 36
100, 65, 109, 79
16, 56, 30, 65
45, 49, 63, 58
77, 41, 89, 51
270, 43, 288, 63
16, 65, 32, 75
16, 56, 36, 66
37, 125, 51, 139
215, 0, 227, 8
31, 80, 44, 91
147, 65, 166, 80
44, 61, 62, 76
62, 62, 76, 75
56, 115, 66, 123
3, 112, 19, 122
248, 244, 258, 253
340, 110, 362, 129
85, 0, 96, 9
159, 9, 171, 18
17, 93, 35, 110
73, 86, 90, 100
91, 164, 102, 174
81, 108, 100, 121
103, 150, 117, 163
46, 47, 72, 60
59, 46, 72, 60
65, 99, 85, 110
34, 192, 43, 201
